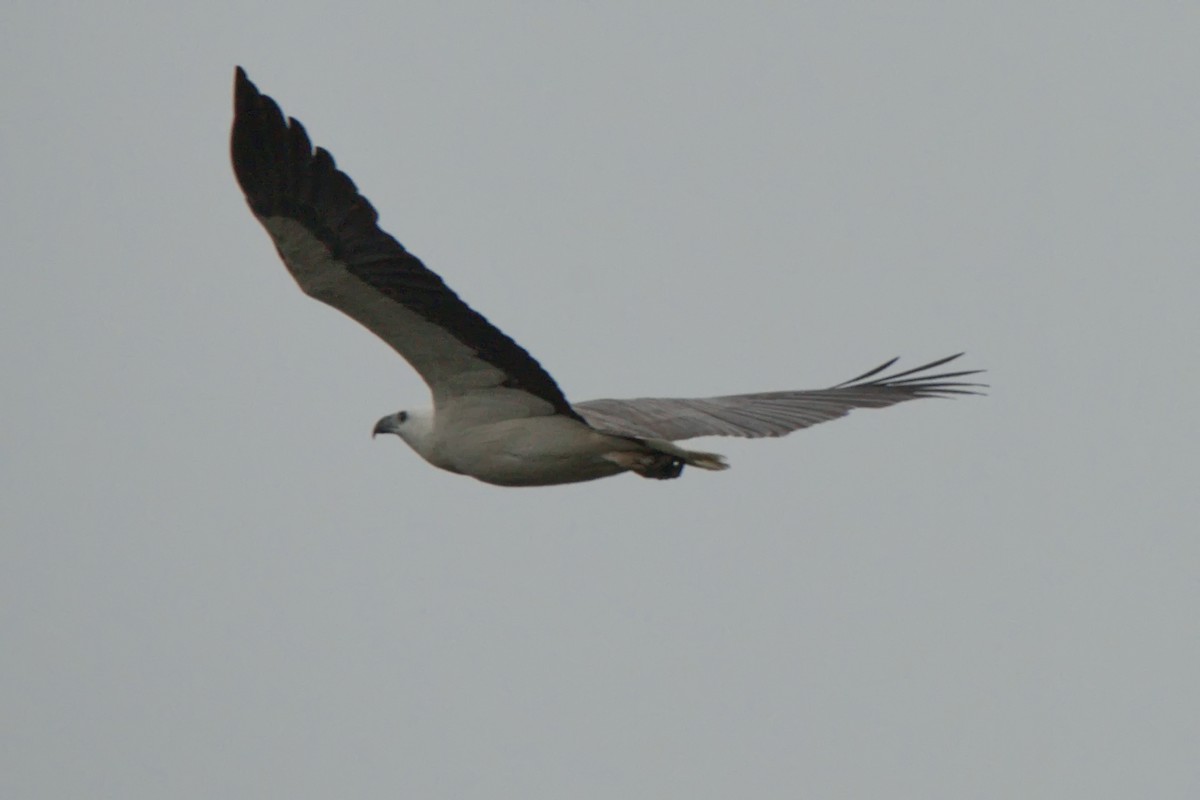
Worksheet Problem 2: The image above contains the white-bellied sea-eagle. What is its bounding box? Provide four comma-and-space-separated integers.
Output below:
231, 68, 983, 487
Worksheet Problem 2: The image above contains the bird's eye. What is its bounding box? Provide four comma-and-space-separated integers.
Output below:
397, 411, 408, 423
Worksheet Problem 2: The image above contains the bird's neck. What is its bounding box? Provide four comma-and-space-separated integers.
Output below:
396, 408, 439, 461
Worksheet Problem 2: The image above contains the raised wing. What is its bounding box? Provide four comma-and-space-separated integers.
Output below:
573, 354, 984, 441
230, 68, 582, 422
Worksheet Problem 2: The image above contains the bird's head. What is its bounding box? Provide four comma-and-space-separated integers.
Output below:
372, 410, 409, 439
372, 408, 437, 460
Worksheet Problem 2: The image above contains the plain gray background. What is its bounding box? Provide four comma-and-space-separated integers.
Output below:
4, 2, 1198, 798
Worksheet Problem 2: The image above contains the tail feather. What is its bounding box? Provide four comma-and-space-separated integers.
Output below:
645, 439, 729, 472
601, 439, 730, 479
683, 450, 730, 471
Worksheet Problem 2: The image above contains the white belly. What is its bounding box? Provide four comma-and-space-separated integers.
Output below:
433, 416, 640, 487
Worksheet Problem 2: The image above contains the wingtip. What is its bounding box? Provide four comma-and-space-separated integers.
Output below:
231, 67, 286, 135
831, 352, 987, 397
233, 66, 256, 112
234, 66, 250, 91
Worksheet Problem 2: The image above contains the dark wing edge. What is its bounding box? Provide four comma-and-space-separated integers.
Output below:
573, 353, 986, 441
230, 67, 582, 421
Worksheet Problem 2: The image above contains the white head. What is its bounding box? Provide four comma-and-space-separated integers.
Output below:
372, 408, 437, 459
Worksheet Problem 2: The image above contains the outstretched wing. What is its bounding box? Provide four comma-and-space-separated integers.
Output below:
573, 354, 984, 441
230, 68, 583, 422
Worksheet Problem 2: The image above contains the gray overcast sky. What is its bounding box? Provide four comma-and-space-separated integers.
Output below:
3, 2, 1198, 798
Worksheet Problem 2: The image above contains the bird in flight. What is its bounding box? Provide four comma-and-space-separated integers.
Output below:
231, 68, 983, 487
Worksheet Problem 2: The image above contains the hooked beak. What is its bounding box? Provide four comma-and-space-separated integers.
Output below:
372, 414, 399, 439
